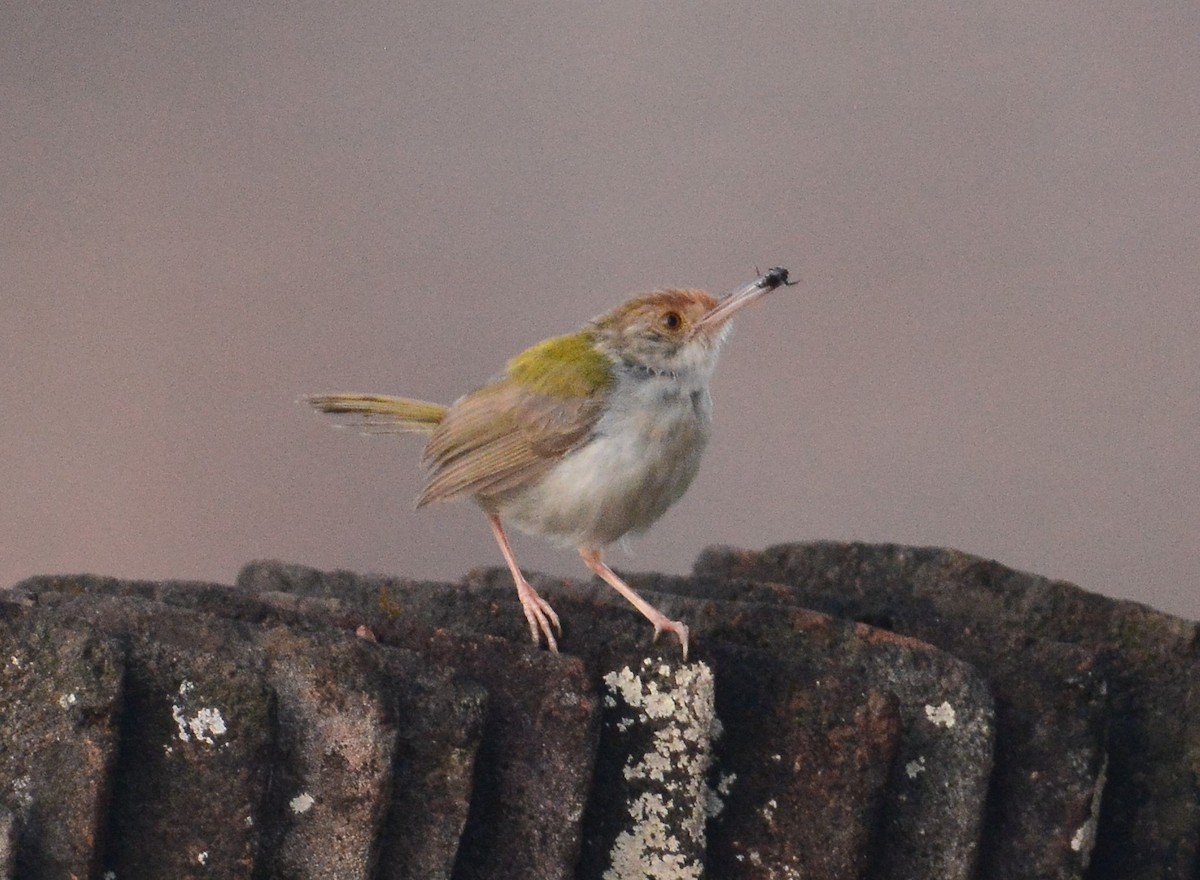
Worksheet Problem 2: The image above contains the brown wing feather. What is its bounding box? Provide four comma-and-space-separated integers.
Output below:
416, 378, 605, 507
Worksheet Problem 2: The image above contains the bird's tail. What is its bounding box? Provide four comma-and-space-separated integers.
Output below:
305, 393, 447, 434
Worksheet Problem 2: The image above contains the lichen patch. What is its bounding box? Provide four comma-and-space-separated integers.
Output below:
601, 659, 720, 880
924, 701, 957, 728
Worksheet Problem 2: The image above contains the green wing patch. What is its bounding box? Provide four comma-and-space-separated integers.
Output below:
506, 331, 613, 398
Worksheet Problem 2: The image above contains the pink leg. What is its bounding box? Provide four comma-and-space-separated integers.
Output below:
486, 514, 562, 653
578, 548, 689, 661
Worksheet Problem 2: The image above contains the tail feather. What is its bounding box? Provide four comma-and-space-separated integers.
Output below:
305, 393, 447, 434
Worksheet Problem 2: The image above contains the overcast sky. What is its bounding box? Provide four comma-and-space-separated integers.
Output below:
3, 1, 1198, 618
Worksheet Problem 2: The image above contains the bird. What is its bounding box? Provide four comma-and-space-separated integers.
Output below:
307, 267, 795, 660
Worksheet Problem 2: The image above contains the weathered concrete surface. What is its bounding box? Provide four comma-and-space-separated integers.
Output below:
369, 647, 487, 880
237, 561, 601, 880
692, 542, 1182, 880
253, 624, 400, 880
0, 603, 123, 879
29, 592, 277, 879
235, 562, 922, 880
581, 658, 718, 880
0, 805, 15, 880
618, 572, 996, 880
369, 567, 950, 880
701, 640, 900, 880
554, 578, 990, 880
4, 543, 1190, 880
16, 574, 492, 880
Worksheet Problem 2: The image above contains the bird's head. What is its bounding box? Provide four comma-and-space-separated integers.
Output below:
592, 267, 794, 378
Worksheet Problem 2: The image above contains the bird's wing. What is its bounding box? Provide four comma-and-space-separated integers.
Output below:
417, 351, 611, 506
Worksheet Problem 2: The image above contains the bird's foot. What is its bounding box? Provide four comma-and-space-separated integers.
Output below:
651, 617, 690, 662
486, 514, 563, 654
577, 547, 690, 662
516, 577, 562, 654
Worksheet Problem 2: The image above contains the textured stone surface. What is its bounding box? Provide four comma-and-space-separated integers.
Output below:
622, 572, 996, 880
453, 570, 927, 880
63, 596, 276, 879
581, 659, 717, 880
254, 625, 399, 880
237, 562, 916, 880
375, 672, 485, 880
5, 545, 1190, 880
195, 593, 487, 880
704, 640, 899, 880
367, 646, 487, 880
0, 805, 14, 880
0, 603, 122, 879
396, 631, 597, 880
18, 573, 489, 880
976, 640, 1107, 880
692, 542, 1177, 880
237, 561, 600, 880
540, 575, 987, 880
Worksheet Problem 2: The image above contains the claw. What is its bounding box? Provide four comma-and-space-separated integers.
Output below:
516, 577, 560, 654
653, 619, 689, 661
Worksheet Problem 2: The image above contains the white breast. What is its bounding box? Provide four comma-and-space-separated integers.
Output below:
497, 371, 713, 548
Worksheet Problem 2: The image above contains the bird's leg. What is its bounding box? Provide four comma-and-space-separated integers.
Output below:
578, 548, 689, 661
486, 513, 562, 653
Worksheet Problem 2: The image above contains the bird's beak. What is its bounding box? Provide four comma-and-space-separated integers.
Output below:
689, 267, 794, 338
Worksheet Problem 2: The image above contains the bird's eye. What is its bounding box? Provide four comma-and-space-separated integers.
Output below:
660, 311, 683, 331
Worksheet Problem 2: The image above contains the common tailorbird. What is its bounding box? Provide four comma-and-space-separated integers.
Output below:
308, 267, 795, 659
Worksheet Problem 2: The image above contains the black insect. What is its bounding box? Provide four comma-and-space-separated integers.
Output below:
757, 266, 797, 289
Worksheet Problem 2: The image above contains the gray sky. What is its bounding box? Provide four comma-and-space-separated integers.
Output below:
4, 1, 1198, 618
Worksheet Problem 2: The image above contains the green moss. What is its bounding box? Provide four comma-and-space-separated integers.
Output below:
377, 586, 405, 620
